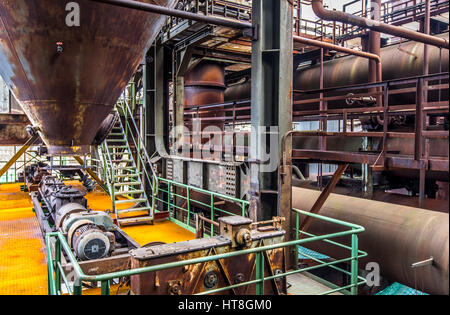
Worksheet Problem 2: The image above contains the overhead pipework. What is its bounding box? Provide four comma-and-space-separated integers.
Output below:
311, 0, 449, 49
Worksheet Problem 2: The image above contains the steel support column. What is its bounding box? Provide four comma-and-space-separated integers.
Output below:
249, 0, 294, 267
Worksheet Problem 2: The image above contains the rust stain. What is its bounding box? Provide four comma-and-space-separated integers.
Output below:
0, 0, 177, 155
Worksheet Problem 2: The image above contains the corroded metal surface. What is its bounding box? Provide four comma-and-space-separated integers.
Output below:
0, 113, 31, 145
130, 230, 286, 295
184, 60, 226, 132
293, 34, 449, 92
293, 187, 449, 295
0, 0, 176, 155
224, 36, 449, 101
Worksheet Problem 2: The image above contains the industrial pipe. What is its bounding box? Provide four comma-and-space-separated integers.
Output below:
311, 0, 449, 49
368, 0, 381, 103
293, 187, 449, 295
89, 0, 252, 30
293, 35, 382, 88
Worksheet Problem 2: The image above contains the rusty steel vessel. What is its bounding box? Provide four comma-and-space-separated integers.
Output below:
224, 34, 450, 102
293, 187, 449, 295
0, 0, 176, 155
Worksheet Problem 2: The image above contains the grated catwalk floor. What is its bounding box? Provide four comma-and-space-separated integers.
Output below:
0, 182, 195, 295
0, 184, 47, 295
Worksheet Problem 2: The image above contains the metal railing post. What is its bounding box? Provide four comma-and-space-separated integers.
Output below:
351, 232, 359, 295
73, 281, 82, 295
210, 194, 215, 236
294, 212, 300, 270
187, 187, 191, 227
101, 280, 110, 295
256, 252, 265, 295
55, 238, 61, 294
167, 182, 172, 214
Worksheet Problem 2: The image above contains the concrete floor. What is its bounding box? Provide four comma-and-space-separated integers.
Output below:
287, 272, 343, 295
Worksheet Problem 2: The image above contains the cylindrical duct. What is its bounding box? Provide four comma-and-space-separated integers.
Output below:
292, 187, 449, 295
184, 60, 226, 133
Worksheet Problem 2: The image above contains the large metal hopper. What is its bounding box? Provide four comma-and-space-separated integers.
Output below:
0, 0, 176, 155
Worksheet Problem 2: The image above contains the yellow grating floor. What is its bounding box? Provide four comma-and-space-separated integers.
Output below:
0, 181, 195, 295
72, 182, 196, 246
0, 183, 47, 295
85, 188, 196, 246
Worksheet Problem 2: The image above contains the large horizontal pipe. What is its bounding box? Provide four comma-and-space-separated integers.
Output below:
293, 35, 382, 84
89, 0, 252, 30
293, 187, 449, 295
311, 0, 449, 49
225, 36, 449, 101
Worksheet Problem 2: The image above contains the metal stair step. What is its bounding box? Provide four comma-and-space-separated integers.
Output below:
114, 181, 141, 187
110, 152, 131, 156
115, 190, 145, 196
118, 216, 154, 225
108, 145, 128, 149
111, 159, 134, 163
115, 173, 142, 178
115, 198, 147, 204
118, 207, 150, 214
107, 139, 126, 142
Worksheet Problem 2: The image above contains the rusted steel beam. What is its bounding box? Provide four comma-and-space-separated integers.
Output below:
311, 0, 449, 49
0, 114, 31, 145
298, 164, 349, 234
292, 149, 449, 172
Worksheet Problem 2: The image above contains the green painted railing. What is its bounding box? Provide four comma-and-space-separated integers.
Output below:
154, 177, 249, 235
46, 208, 367, 296
0, 152, 83, 184
116, 93, 159, 211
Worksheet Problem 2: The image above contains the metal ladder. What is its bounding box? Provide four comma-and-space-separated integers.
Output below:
100, 117, 154, 227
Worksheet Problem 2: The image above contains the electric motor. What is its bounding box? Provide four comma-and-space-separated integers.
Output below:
38, 175, 116, 261
71, 224, 114, 261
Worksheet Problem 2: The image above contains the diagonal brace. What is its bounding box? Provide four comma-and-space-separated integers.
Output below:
299, 163, 349, 234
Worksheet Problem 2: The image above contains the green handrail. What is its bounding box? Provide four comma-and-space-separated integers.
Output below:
46, 208, 367, 296
117, 93, 160, 200
154, 177, 250, 235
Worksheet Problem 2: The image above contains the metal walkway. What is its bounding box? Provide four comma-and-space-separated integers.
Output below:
0, 183, 47, 295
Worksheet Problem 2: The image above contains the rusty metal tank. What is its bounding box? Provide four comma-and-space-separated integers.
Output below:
224, 34, 449, 102
292, 34, 449, 92
184, 60, 226, 132
0, 0, 176, 155
292, 187, 449, 295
